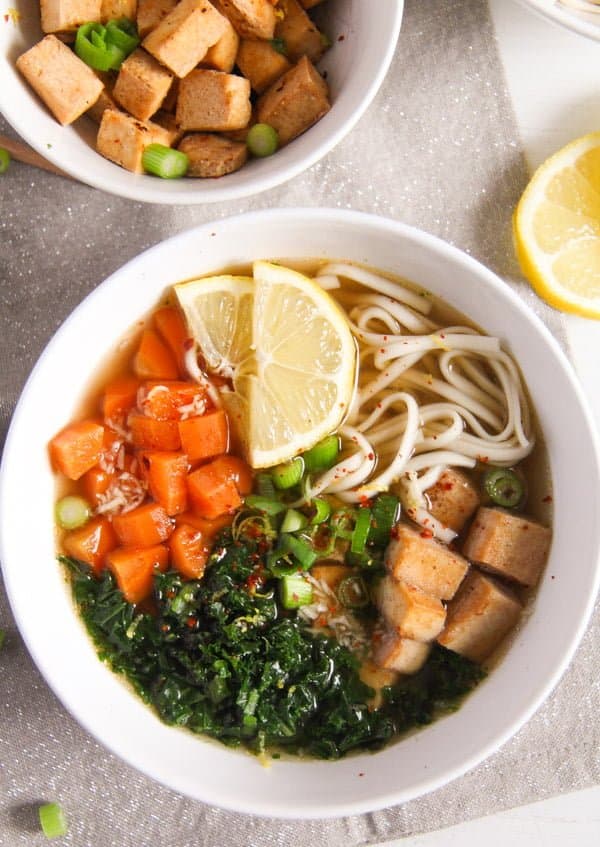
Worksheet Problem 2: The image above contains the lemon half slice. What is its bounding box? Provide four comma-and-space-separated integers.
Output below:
514, 132, 600, 319
176, 261, 357, 468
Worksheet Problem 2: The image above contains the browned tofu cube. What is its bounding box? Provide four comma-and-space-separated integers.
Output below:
177, 133, 247, 176
426, 468, 480, 534
100, 0, 136, 21
275, 0, 326, 64
256, 55, 329, 146
151, 110, 184, 144
462, 507, 551, 587
87, 86, 119, 123
200, 17, 239, 72
372, 631, 431, 675
214, 0, 276, 38
236, 38, 291, 93
96, 108, 172, 172
437, 569, 522, 663
385, 524, 469, 601
17, 36, 103, 125
176, 69, 251, 131
376, 576, 446, 642
40, 0, 101, 33
113, 49, 173, 121
137, 0, 177, 37
143, 0, 228, 78
359, 659, 399, 710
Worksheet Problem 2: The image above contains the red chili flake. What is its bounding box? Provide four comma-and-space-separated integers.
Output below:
377, 402, 382, 409
183, 337, 194, 350
367, 452, 374, 461
161, 623, 170, 633
372, 631, 382, 643
380, 348, 385, 354
477, 455, 489, 463
358, 494, 371, 508
442, 482, 453, 491
166, 589, 176, 599
420, 528, 433, 539
390, 525, 400, 539
542, 495, 553, 503
383, 336, 388, 342
186, 616, 198, 628
440, 333, 445, 339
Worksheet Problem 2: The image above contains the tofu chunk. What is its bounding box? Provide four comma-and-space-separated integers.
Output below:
376, 576, 446, 642
100, 0, 136, 21
200, 17, 239, 72
214, 0, 276, 39
40, 0, 101, 33
177, 133, 247, 176
96, 108, 172, 172
373, 631, 431, 675
137, 0, 177, 38
143, 0, 228, 78
437, 569, 522, 663
462, 507, 551, 587
275, 0, 326, 64
426, 468, 480, 534
176, 69, 251, 131
17, 36, 103, 125
87, 87, 119, 123
236, 38, 291, 94
152, 110, 184, 144
256, 55, 329, 146
385, 524, 469, 601
113, 49, 174, 121
359, 659, 399, 710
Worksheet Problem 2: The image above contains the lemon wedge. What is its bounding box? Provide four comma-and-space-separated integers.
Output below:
514, 132, 600, 319
175, 261, 357, 468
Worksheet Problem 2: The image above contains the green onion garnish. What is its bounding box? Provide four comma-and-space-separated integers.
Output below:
55, 495, 92, 530
245, 495, 287, 515
483, 467, 525, 509
142, 144, 189, 179
105, 17, 140, 52
310, 497, 332, 525
330, 508, 356, 540
350, 507, 372, 554
246, 123, 279, 158
278, 533, 317, 570
337, 575, 369, 609
0, 147, 11, 174
255, 472, 277, 498
302, 435, 340, 472
39, 803, 68, 839
368, 493, 400, 547
272, 457, 304, 490
280, 574, 313, 609
280, 508, 309, 533
75, 22, 126, 70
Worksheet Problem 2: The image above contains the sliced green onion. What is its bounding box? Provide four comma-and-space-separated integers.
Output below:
255, 472, 277, 498
245, 494, 286, 515
278, 533, 317, 570
337, 575, 369, 609
39, 803, 68, 839
280, 508, 308, 533
0, 147, 11, 174
269, 36, 288, 55
55, 495, 92, 530
308, 523, 337, 557
368, 493, 400, 547
483, 468, 525, 508
280, 574, 313, 609
330, 508, 356, 540
266, 552, 298, 577
75, 22, 126, 71
302, 435, 340, 472
309, 497, 332, 525
142, 144, 189, 179
105, 17, 140, 52
246, 123, 279, 158
272, 457, 303, 490
351, 507, 372, 554
346, 550, 380, 569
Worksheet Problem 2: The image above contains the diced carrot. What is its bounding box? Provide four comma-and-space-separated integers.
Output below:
102, 376, 141, 424
134, 329, 179, 380
81, 466, 113, 505
113, 502, 174, 547
141, 451, 189, 515
106, 544, 169, 604
49, 420, 105, 480
169, 523, 211, 579
210, 455, 253, 495
63, 516, 118, 574
140, 381, 206, 421
178, 409, 229, 462
129, 412, 181, 451
153, 306, 189, 375
187, 460, 243, 519
175, 511, 234, 536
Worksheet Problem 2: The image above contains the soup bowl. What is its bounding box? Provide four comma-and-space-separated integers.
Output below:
0, 1, 403, 204
1, 208, 599, 818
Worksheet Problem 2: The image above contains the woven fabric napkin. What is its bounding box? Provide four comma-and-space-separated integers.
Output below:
1, 1, 598, 844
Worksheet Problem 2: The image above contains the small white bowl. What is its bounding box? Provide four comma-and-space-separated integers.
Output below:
0, 1, 403, 204
515, 0, 600, 41
2, 208, 599, 818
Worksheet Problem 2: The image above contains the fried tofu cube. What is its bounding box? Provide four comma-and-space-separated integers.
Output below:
113, 48, 174, 121
214, 0, 276, 38
385, 524, 469, 601
177, 133, 247, 176
275, 0, 326, 63
236, 38, 291, 93
100, 0, 136, 20
373, 631, 431, 675
200, 17, 239, 72
17, 36, 103, 125
437, 569, 522, 663
96, 108, 172, 172
376, 576, 446, 642
359, 659, 399, 710
40, 0, 101, 33
137, 0, 177, 37
256, 55, 329, 145
87, 71, 118, 123
462, 507, 551, 587
426, 468, 481, 534
143, 0, 228, 78
176, 69, 251, 131
151, 110, 184, 144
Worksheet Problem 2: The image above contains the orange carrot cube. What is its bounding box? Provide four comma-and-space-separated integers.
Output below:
141, 450, 189, 515
187, 459, 242, 519
129, 412, 181, 451
153, 305, 190, 374
134, 329, 179, 380
113, 501, 175, 547
169, 523, 211, 579
178, 408, 229, 462
63, 516, 118, 574
102, 376, 141, 423
49, 420, 105, 480
106, 544, 169, 603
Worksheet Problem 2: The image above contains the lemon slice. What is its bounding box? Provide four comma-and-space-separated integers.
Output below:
175, 262, 357, 468
514, 132, 600, 319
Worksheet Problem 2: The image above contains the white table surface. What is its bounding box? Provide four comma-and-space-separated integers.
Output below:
374, 1, 600, 844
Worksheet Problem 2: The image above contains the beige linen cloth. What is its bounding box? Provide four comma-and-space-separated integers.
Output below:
0, 1, 598, 844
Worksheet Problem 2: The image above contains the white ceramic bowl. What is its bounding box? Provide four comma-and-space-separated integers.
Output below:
0, 1, 402, 204
2, 208, 599, 818
515, 0, 600, 41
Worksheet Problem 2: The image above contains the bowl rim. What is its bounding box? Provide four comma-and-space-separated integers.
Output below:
2, 207, 600, 818
515, 0, 600, 42
0, 1, 404, 204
